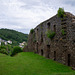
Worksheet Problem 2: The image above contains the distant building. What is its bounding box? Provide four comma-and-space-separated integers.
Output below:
19, 41, 26, 48
4, 41, 8, 45
0, 42, 1, 46
0, 38, 2, 41
7, 40, 12, 44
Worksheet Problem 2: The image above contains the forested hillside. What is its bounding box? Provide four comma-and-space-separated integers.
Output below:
0, 28, 28, 45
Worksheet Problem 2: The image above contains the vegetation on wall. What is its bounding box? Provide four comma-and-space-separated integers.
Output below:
30, 29, 34, 34
46, 30, 56, 39
61, 29, 66, 35
33, 39, 36, 43
57, 8, 65, 18
0, 28, 28, 46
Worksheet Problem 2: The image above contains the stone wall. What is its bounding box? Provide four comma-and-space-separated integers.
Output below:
24, 12, 75, 68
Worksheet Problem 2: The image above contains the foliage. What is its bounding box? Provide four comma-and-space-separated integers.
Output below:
0, 28, 28, 46
0, 44, 13, 55
1, 42, 5, 46
61, 29, 66, 35
30, 29, 34, 34
46, 30, 56, 39
57, 8, 65, 18
0, 52, 75, 75
11, 46, 22, 56
0, 49, 8, 55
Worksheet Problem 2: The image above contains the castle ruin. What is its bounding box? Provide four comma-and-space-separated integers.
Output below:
24, 12, 75, 68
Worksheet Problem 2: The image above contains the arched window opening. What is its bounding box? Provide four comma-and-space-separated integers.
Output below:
36, 42, 38, 53
54, 25, 56, 32
68, 54, 71, 66
54, 51, 56, 61
47, 22, 50, 29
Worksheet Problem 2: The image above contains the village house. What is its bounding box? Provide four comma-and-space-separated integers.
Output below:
0, 38, 12, 45
19, 41, 26, 48
7, 40, 12, 44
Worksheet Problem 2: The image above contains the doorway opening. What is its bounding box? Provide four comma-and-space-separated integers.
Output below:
41, 49, 43, 55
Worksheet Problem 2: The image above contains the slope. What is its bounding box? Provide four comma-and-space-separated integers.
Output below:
0, 52, 75, 75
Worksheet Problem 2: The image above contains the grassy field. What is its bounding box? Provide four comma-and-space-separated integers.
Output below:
0, 52, 75, 75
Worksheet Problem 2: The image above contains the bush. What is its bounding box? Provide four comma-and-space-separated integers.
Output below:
57, 8, 65, 18
0, 49, 8, 55
0, 45, 6, 50
30, 29, 34, 34
11, 46, 22, 56
1, 42, 5, 46
0, 45, 14, 55
46, 30, 56, 40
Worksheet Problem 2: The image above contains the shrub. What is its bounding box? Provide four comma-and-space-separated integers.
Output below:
11, 46, 22, 56
30, 29, 34, 34
0, 49, 8, 55
0, 45, 6, 49
46, 30, 56, 40
1, 42, 5, 46
61, 29, 66, 35
57, 8, 65, 18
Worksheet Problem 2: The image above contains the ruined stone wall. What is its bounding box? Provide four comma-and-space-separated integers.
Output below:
24, 12, 75, 68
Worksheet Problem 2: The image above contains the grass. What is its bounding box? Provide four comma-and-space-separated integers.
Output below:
0, 52, 75, 75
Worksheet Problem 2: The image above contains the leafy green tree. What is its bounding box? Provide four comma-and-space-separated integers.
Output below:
11, 46, 22, 56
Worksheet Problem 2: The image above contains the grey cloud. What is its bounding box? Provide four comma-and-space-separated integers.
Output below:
0, 0, 75, 34
17, 28, 30, 34
63, 0, 75, 6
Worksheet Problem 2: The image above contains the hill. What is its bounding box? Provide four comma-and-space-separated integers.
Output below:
0, 28, 28, 45
0, 52, 75, 75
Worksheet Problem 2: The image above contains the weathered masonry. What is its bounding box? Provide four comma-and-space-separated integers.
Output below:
24, 12, 75, 68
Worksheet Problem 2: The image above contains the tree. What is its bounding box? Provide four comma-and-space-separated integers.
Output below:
11, 46, 22, 56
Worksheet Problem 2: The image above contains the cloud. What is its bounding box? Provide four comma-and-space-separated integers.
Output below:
0, 0, 75, 34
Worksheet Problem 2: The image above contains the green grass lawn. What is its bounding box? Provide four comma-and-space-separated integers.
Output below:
0, 52, 75, 75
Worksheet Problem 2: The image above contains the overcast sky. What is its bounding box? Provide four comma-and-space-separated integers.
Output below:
0, 0, 75, 34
